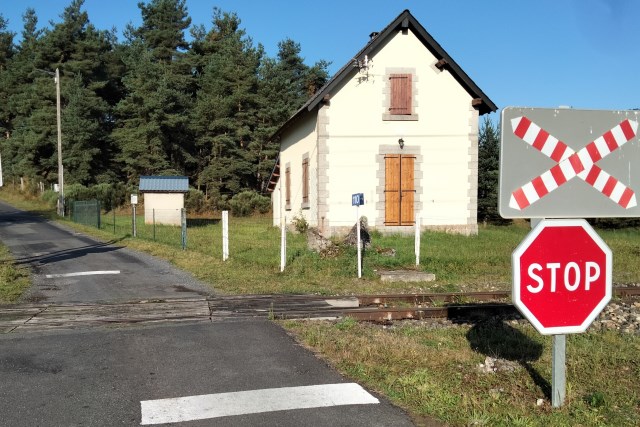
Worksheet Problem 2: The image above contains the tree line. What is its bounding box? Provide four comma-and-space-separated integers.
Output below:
0, 0, 329, 210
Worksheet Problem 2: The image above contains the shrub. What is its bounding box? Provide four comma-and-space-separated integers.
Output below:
291, 210, 309, 233
41, 189, 59, 207
185, 189, 206, 213
229, 191, 271, 217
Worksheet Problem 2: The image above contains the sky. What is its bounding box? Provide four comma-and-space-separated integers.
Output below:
2, 0, 639, 118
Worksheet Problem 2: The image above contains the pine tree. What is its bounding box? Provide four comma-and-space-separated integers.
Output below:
191, 9, 261, 201
113, 0, 194, 182
135, 0, 191, 63
0, 14, 16, 141
2, 9, 43, 183
477, 116, 503, 224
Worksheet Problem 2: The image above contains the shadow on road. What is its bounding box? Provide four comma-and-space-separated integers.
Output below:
6, 239, 126, 267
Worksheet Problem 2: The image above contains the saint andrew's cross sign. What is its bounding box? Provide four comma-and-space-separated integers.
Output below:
499, 107, 640, 218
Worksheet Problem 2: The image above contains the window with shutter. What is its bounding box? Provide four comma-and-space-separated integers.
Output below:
302, 157, 309, 207
383, 71, 418, 121
389, 74, 411, 115
285, 165, 291, 210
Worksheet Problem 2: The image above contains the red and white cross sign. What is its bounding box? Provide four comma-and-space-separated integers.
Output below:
509, 116, 638, 210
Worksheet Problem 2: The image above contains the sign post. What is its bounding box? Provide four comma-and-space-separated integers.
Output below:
352, 193, 365, 278
131, 194, 138, 238
500, 107, 637, 407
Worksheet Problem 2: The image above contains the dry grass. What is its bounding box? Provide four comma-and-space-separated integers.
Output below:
283, 318, 640, 426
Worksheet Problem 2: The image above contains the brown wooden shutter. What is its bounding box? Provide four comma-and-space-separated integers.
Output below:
384, 155, 401, 225
285, 166, 291, 207
389, 74, 412, 115
385, 154, 415, 226
400, 155, 415, 225
302, 158, 309, 204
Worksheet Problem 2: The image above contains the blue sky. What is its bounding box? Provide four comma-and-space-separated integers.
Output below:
2, 0, 639, 117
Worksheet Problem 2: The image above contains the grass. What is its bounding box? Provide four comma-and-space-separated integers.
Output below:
283, 319, 640, 426
0, 244, 31, 304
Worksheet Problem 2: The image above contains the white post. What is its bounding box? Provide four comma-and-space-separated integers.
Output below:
0, 153, 3, 187
222, 210, 229, 261
132, 204, 137, 237
280, 217, 286, 272
415, 216, 421, 266
55, 68, 64, 217
356, 207, 362, 278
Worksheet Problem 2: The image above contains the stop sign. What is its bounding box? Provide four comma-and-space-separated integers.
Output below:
512, 219, 612, 335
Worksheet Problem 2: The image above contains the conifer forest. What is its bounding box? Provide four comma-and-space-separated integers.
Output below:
0, 0, 330, 210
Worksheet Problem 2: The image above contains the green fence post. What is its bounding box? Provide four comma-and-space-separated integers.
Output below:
181, 208, 187, 250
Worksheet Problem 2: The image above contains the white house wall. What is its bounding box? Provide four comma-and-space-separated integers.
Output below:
323, 29, 479, 235
276, 113, 319, 227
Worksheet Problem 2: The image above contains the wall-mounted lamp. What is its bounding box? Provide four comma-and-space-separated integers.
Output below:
398, 138, 404, 149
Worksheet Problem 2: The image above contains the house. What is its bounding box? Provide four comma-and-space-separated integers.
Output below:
267, 10, 497, 236
139, 176, 189, 226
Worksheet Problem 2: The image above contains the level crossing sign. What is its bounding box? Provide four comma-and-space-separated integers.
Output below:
499, 107, 640, 218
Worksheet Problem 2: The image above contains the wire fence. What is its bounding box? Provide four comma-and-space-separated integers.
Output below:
69, 204, 425, 274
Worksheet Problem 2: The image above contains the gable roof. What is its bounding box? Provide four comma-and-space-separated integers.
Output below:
271, 9, 497, 142
139, 176, 189, 193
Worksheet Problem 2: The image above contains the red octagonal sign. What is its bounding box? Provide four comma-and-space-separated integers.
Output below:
512, 219, 612, 335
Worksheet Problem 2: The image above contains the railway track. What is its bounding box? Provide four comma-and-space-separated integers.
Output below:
1, 286, 638, 332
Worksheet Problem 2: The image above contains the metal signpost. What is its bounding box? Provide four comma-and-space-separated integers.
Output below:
500, 107, 634, 408
352, 193, 365, 278
131, 194, 138, 237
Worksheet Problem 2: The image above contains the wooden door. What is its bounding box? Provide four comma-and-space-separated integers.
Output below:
384, 154, 415, 225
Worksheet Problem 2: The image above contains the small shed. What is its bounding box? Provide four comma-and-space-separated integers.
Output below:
139, 176, 189, 225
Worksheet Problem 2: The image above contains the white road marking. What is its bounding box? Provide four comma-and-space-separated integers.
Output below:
45, 270, 120, 278
140, 383, 379, 425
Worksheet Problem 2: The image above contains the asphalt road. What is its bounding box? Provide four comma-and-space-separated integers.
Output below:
0, 201, 212, 303
0, 202, 417, 426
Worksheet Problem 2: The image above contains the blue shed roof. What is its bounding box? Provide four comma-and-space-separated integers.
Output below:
139, 176, 189, 193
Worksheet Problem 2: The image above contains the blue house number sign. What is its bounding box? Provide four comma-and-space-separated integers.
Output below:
352, 193, 365, 206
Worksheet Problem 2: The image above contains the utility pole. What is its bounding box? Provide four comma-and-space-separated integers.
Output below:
55, 68, 64, 217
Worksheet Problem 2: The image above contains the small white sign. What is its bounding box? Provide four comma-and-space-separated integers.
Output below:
131, 194, 138, 205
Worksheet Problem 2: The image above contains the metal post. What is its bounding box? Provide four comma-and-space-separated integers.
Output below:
222, 210, 229, 261
552, 334, 566, 407
55, 68, 64, 217
415, 216, 421, 266
113, 207, 116, 234
356, 207, 362, 278
181, 208, 187, 250
153, 209, 156, 241
132, 204, 137, 237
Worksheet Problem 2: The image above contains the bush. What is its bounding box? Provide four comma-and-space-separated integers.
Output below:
41, 189, 59, 207
291, 210, 309, 233
228, 191, 271, 217
185, 189, 206, 213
